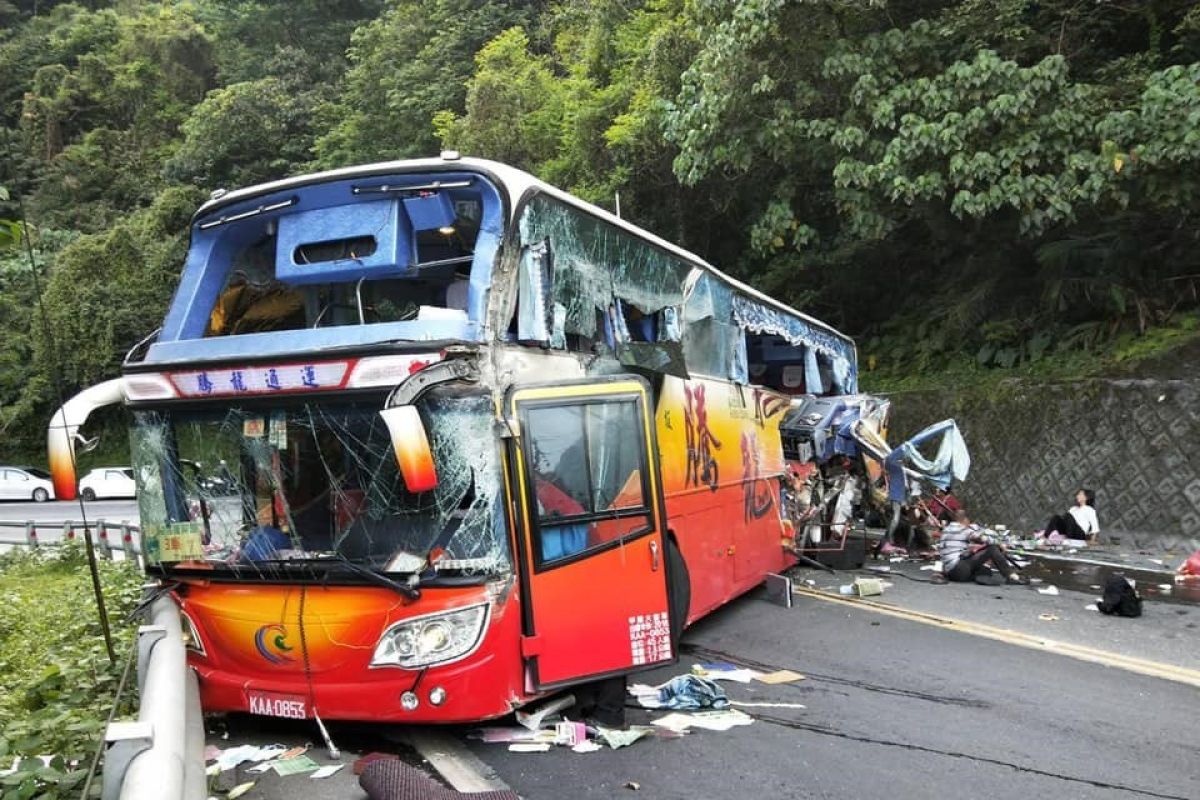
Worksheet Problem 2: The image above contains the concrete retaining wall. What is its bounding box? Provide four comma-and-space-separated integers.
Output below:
886, 378, 1200, 553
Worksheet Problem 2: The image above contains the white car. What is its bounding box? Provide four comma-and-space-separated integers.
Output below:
78, 467, 137, 500
0, 466, 55, 502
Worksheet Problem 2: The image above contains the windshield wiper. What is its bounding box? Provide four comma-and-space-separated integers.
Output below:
239, 555, 421, 600
328, 554, 421, 600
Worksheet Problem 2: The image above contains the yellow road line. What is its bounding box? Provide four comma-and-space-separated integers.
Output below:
793, 586, 1200, 690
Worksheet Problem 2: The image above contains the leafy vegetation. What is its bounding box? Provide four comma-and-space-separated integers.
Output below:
1, 0, 1199, 459
0, 544, 143, 799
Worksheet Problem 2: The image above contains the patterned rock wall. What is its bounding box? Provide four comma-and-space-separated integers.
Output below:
886, 379, 1200, 552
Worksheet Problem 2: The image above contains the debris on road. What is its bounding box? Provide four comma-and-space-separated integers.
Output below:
756, 669, 804, 684
597, 726, 655, 749
1038, 614, 1059, 621
507, 743, 551, 753
691, 662, 760, 683
651, 709, 754, 733
625, 781, 641, 790
1037, 585, 1060, 596
515, 694, 575, 730
310, 764, 345, 779
629, 675, 730, 710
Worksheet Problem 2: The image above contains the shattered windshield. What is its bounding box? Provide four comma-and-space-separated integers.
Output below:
130, 393, 508, 579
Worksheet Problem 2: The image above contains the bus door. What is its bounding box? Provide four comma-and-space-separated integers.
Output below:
506, 378, 676, 689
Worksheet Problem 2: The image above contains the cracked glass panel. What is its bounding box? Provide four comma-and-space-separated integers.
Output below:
517, 194, 691, 341
130, 393, 508, 580
682, 273, 742, 380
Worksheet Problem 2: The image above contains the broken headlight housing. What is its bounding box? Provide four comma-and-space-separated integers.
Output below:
370, 603, 489, 669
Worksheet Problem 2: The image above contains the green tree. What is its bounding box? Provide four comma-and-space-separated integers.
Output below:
313, 0, 530, 167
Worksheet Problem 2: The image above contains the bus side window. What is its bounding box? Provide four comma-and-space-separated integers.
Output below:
524, 401, 652, 566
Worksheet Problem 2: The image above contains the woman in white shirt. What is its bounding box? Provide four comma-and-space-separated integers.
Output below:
1044, 489, 1100, 542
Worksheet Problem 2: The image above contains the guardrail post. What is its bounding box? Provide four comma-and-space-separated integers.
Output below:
101, 721, 154, 800
120, 521, 137, 566
106, 595, 204, 800
24, 521, 37, 549
95, 519, 111, 560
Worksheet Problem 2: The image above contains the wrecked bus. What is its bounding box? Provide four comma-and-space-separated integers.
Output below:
46, 155, 861, 723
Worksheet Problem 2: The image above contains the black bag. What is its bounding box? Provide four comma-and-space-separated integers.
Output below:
1097, 574, 1142, 617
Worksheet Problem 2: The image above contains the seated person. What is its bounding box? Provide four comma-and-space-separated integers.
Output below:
939, 510, 1027, 585
1042, 489, 1099, 543
926, 486, 962, 523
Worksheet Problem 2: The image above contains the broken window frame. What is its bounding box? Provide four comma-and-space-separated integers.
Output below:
130, 391, 511, 583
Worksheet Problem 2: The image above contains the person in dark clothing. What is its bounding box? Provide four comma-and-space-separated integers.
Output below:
939, 511, 1028, 585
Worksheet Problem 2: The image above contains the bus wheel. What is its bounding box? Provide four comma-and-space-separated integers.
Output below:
665, 536, 690, 648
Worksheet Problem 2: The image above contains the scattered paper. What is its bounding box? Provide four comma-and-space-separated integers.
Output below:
1038, 614, 1059, 622
651, 709, 754, 733
272, 755, 321, 776
279, 746, 308, 760
215, 744, 285, 772
1149, 558, 1164, 566
508, 743, 551, 753
626, 782, 641, 791
730, 701, 806, 709
691, 663, 760, 683
516, 694, 575, 731
310, 764, 344, 779
756, 670, 804, 685
571, 740, 603, 754
205, 764, 221, 778
889, 556, 905, 563
227, 782, 256, 800
479, 727, 548, 744
1085, 604, 1099, 612
597, 726, 654, 749
1037, 586, 1060, 596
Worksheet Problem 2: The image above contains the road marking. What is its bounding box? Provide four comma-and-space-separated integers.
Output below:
793, 586, 1200, 689
402, 728, 514, 794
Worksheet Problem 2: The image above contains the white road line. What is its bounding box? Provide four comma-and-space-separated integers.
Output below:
403, 728, 515, 794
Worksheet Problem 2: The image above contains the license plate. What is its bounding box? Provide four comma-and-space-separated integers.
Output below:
246, 690, 308, 719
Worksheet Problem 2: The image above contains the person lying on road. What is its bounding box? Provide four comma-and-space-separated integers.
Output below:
939, 510, 1028, 585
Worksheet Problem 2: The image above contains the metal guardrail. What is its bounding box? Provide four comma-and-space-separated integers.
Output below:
0, 519, 141, 563
102, 594, 206, 800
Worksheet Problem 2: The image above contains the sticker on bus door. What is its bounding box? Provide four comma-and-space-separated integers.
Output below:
246, 689, 308, 719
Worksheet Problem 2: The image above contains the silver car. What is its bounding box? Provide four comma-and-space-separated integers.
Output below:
0, 466, 55, 502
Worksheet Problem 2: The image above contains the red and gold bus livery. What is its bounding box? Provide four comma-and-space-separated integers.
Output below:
47, 156, 859, 723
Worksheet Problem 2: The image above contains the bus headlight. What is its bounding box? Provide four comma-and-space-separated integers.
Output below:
371, 604, 489, 669
180, 610, 206, 657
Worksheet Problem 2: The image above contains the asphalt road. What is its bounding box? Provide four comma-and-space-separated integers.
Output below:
0, 499, 140, 556
462, 589, 1198, 800
211, 578, 1199, 800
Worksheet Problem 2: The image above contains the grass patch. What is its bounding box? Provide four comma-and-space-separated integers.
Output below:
0, 544, 143, 799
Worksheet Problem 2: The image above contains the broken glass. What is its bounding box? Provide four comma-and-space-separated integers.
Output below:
517, 194, 691, 341
130, 393, 508, 580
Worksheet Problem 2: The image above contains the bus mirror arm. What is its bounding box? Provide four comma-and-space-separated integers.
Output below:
381, 360, 480, 493
47, 378, 126, 500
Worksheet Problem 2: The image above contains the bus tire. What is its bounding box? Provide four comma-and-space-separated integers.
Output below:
665, 535, 690, 648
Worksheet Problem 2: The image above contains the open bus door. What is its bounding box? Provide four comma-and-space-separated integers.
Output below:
505, 377, 676, 689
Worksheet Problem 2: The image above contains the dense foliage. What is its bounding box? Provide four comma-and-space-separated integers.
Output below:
0, 545, 143, 798
3, 0, 1200, 453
